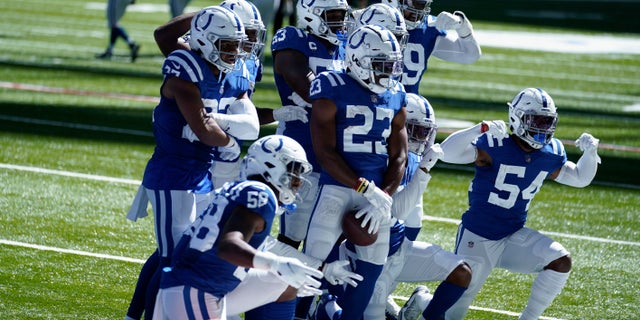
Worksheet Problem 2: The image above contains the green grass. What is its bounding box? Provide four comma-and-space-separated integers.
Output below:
0, 0, 639, 319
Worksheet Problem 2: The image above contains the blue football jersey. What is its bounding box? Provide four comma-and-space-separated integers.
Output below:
309, 71, 406, 186
401, 18, 445, 94
160, 180, 278, 297
462, 134, 567, 240
142, 50, 250, 192
388, 152, 420, 255
271, 26, 346, 172
232, 56, 262, 98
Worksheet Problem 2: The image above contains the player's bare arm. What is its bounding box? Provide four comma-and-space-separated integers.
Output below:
383, 107, 408, 195
154, 11, 196, 56
474, 148, 492, 167
165, 76, 231, 147
217, 206, 265, 268
274, 49, 313, 101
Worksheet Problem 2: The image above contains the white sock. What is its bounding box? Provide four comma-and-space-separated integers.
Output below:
519, 269, 570, 320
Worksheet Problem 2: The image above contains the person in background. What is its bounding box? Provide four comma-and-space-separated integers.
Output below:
439, 88, 601, 320
169, 0, 192, 18
273, 0, 296, 36
96, 0, 140, 62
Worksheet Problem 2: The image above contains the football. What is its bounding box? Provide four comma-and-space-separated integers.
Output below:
341, 209, 378, 246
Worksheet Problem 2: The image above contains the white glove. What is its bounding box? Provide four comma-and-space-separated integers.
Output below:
354, 203, 390, 234
288, 92, 312, 108
481, 120, 509, 139
322, 260, 363, 287
419, 143, 444, 171
359, 180, 392, 217
575, 133, 601, 163
297, 283, 323, 297
435, 11, 462, 32
254, 251, 323, 290
273, 105, 309, 123
575, 133, 599, 153
218, 136, 241, 161
453, 11, 474, 38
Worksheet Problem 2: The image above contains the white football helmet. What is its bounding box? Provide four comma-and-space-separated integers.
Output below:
345, 24, 403, 94
220, 0, 266, 59
240, 135, 313, 205
355, 3, 408, 50
189, 6, 246, 73
405, 93, 437, 155
382, 0, 432, 30
508, 88, 558, 149
297, 0, 352, 45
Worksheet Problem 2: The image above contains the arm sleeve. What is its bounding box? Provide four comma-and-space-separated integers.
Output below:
263, 236, 322, 269
212, 98, 260, 140
440, 123, 482, 164
554, 149, 600, 188
432, 33, 481, 64
391, 170, 431, 221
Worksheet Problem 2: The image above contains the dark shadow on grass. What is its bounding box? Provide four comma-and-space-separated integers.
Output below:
0, 101, 155, 145
0, 59, 160, 80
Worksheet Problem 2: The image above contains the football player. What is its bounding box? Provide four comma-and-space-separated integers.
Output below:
96, 0, 140, 62
152, 1, 266, 189
124, 7, 256, 320
439, 88, 601, 319
340, 93, 472, 320
307, 24, 408, 320
348, 2, 409, 52
382, 0, 481, 95
152, 135, 323, 319
247, 0, 353, 318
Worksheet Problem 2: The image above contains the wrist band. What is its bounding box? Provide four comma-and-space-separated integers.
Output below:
353, 177, 369, 193
480, 122, 489, 133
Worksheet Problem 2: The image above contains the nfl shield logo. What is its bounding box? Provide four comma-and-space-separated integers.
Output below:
467, 241, 474, 248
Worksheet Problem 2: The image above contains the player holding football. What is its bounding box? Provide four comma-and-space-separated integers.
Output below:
246, 1, 354, 318
439, 88, 601, 319
307, 24, 408, 320
152, 135, 323, 319
265, 0, 352, 250
339, 93, 472, 320
123, 6, 258, 320
382, 0, 481, 95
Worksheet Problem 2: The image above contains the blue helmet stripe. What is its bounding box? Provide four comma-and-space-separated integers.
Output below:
536, 88, 548, 109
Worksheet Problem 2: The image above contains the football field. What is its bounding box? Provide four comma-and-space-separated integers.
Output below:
1, 0, 639, 319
